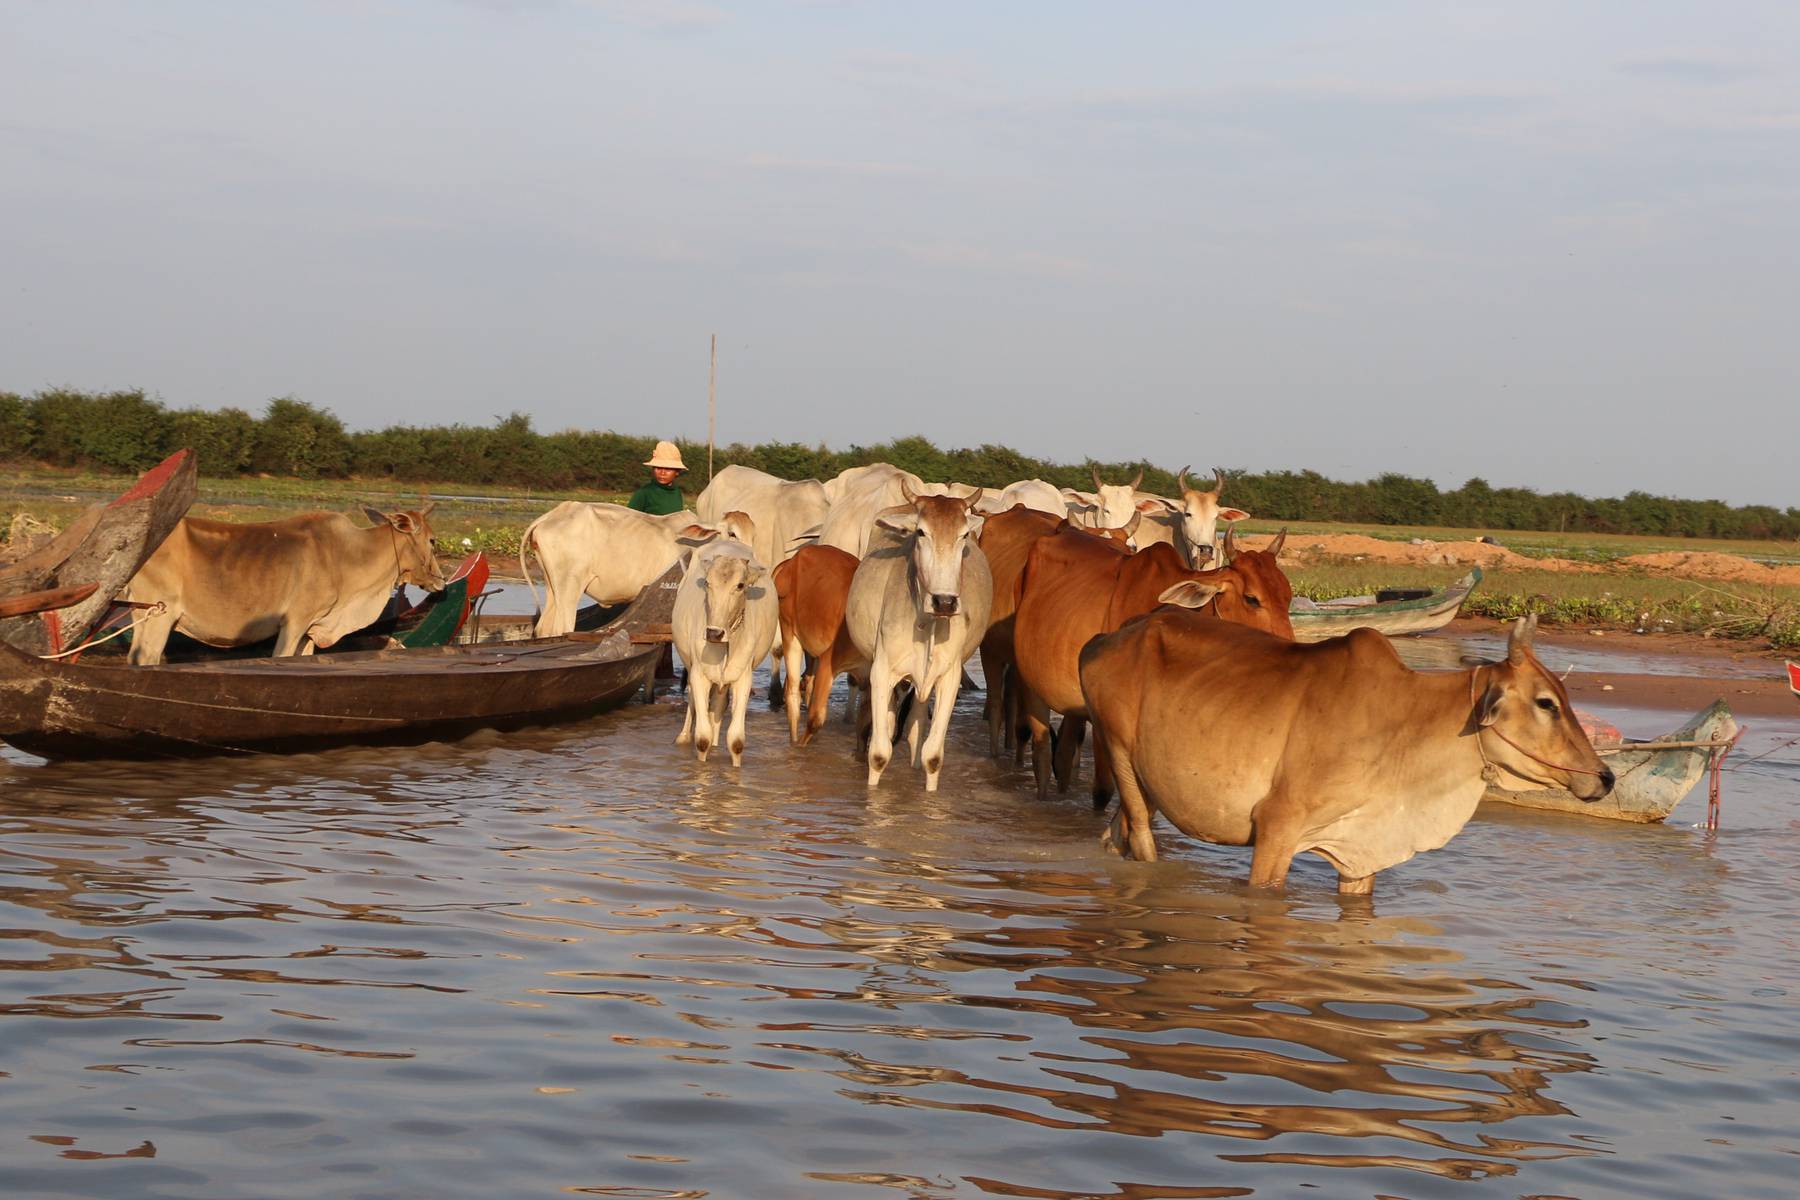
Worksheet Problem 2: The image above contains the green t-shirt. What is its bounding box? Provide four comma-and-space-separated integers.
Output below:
627, 479, 685, 515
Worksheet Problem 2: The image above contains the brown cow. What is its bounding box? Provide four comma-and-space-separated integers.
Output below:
773, 543, 865, 745
1012, 525, 1293, 801
127, 505, 446, 664
975, 504, 1139, 759
1078, 612, 1613, 893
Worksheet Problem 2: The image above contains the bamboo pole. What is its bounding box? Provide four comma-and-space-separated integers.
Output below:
707, 333, 716, 483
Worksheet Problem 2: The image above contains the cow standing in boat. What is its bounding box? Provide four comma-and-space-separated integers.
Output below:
672, 535, 778, 766
126, 505, 447, 665
845, 485, 992, 791
1078, 612, 1614, 893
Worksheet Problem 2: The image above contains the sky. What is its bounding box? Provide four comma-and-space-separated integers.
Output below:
2, 1, 1797, 506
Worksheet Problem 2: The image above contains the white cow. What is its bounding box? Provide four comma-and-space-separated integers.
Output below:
816, 463, 927, 558
695, 464, 830, 574
672, 538, 778, 766
846, 484, 993, 792
520, 502, 751, 637
1129, 467, 1251, 568
976, 478, 1068, 517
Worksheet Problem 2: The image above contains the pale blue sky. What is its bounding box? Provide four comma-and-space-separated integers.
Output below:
3, 1, 1796, 504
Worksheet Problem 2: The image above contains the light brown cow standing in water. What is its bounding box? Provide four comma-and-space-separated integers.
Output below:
127, 506, 446, 664
1078, 612, 1614, 894
773, 543, 865, 746
1012, 524, 1294, 802
975, 504, 1139, 759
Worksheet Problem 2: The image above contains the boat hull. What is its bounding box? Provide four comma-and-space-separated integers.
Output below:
0, 565, 678, 761
1288, 568, 1481, 643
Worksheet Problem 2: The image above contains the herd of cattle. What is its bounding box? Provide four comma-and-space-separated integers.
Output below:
120, 462, 1614, 895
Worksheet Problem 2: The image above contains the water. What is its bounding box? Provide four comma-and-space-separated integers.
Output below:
2, 674, 1797, 1199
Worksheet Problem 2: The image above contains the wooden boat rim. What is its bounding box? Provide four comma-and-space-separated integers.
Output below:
1289, 567, 1482, 619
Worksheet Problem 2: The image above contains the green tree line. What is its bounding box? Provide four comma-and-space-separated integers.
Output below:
3, 388, 1795, 540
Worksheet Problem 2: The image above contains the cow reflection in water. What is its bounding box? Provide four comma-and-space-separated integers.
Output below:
741, 869, 1600, 1184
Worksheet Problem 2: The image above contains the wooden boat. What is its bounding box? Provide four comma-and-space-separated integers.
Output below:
0, 563, 681, 761
1788, 660, 1798, 701
0, 450, 197, 656
349, 552, 491, 649
1287, 568, 1482, 643
1481, 700, 1739, 823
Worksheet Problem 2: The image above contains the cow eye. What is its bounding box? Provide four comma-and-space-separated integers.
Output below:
737, 582, 745, 591
1245, 594, 1261, 608
1536, 697, 1558, 714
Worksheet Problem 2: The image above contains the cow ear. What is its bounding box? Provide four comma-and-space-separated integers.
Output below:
875, 513, 919, 534
389, 512, 416, 534
1135, 498, 1170, 514
1477, 683, 1505, 727
1218, 507, 1250, 522
360, 504, 387, 526
1157, 580, 1221, 609
677, 525, 722, 546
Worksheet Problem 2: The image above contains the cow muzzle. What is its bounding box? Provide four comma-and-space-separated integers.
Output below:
1192, 545, 1215, 565
929, 594, 960, 618
704, 626, 727, 644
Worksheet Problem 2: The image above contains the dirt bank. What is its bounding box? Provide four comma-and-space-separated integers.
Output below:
1235, 533, 1800, 585
1563, 670, 1797, 718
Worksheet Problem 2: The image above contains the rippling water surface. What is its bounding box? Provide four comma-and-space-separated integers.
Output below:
2, 672, 1797, 1199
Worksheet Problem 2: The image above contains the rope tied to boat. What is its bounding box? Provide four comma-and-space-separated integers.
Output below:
39, 602, 166, 660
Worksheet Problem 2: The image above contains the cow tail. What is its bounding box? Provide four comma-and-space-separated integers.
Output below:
519, 514, 544, 614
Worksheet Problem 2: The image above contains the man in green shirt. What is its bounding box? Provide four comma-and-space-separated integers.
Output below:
628, 441, 688, 514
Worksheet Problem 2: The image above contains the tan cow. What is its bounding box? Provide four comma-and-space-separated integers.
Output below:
1079, 613, 1614, 894
1012, 525, 1293, 801
126, 505, 446, 665
1132, 467, 1251, 568
773, 543, 865, 745
975, 504, 1138, 758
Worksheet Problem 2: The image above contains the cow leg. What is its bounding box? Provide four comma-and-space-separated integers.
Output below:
920, 670, 961, 793
766, 653, 785, 711
1091, 728, 1115, 809
273, 621, 309, 658
1337, 873, 1375, 896
727, 671, 753, 766
1024, 690, 1054, 801
802, 644, 835, 747
676, 690, 696, 746
129, 605, 179, 667
979, 642, 1003, 757
865, 661, 896, 786
1247, 794, 1306, 889
1053, 715, 1086, 794
903, 682, 926, 767
690, 675, 717, 761
1010, 670, 1029, 765
782, 635, 807, 744
1108, 751, 1159, 862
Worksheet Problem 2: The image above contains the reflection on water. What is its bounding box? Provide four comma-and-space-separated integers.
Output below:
2, 690, 1797, 1198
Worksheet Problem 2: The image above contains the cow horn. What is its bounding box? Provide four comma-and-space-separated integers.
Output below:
963, 486, 985, 510
1128, 466, 1144, 491
1176, 465, 1190, 493
1268, 527, 1287, 557
1222, 524, 1238, 562
1212, 467, 1226, 495
1122, 510, 1142, 538
420, 500, 437, 517
1507, 614, 1537, 665
899, 478, 918, 505
1090, 465, 1104, 492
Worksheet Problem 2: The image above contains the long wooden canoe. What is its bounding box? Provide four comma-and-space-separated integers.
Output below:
1287, 568, 1482, 643
0, 450, 197, 655
1481, 700, 1738, 823
0, 563, 681, 761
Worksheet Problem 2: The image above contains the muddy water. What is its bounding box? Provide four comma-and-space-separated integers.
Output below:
2, 674, 1797, 1198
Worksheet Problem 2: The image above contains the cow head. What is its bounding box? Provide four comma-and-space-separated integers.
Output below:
362, 503, 447, 591
1155, 534, 1294, 639
876, 483, 984, 619
691, 545, 765, 645
1081, 465, 1150, 536
1168, 466, 1251, 568
1472, 615, 1615, 800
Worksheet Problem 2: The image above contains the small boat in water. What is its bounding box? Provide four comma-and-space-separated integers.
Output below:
1481, 700, 1739, 824
1287, 568, 1482, 643
0, 563, 680, 761
0, 450, 197, 656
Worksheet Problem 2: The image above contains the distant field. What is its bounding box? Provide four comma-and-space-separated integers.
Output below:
5, 465, 1795, 648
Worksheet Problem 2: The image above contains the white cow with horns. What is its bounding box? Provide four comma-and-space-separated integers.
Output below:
672, 533, 779, 766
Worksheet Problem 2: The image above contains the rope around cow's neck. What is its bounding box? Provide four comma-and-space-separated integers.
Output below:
1468, 665, 1609, 781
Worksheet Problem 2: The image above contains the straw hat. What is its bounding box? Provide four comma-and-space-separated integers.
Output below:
643, 440, 687, 471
